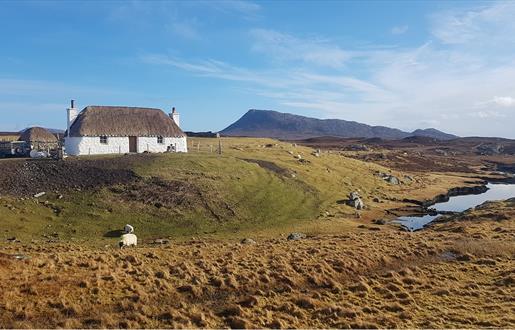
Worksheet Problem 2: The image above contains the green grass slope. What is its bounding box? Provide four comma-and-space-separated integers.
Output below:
0, 137, 418, 245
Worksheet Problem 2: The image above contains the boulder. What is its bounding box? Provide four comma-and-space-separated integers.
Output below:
349, 197, 364, 210
377, 172, 400, 185
386, 176, 400, 185
151, 238, 170, 245
476, 143, 504, 155
287, 232, 306, 241
348, 191, 364, 209
349, 191, 361, 200
377, 172, 388, 179
241, 238, 256, 245
30, 150, 49, 159
350, 144, 369, 151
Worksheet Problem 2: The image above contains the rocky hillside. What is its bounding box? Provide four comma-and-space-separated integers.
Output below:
221, 109, 458, 140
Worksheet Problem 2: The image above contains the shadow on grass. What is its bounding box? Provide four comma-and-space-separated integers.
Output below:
104, 229, 124, 238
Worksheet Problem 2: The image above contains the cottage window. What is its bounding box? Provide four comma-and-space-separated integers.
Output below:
157, 136, 164, 144
100, 136, 108, 144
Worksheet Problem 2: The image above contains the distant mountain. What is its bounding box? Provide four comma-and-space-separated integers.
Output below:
221, 109, 458, 140
410, 128, 457, 140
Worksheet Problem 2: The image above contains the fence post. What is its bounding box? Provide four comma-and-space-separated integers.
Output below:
217, 133, 222, 155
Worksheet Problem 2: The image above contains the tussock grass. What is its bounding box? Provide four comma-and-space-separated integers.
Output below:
451, 239, 515, 258
1, 211, 513, 328
1, 137, 513, 328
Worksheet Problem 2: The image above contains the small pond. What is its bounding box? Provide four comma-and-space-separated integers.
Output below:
395, 183, 515, 231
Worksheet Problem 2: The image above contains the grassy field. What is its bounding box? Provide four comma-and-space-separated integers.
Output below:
0, 137, 513, 328
0, 134, 20, 142
0, 137, 475, 246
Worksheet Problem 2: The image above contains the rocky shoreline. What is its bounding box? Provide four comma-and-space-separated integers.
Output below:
387, 175, 515, 231
403, 182, 488, 208
387, 182, 488, 218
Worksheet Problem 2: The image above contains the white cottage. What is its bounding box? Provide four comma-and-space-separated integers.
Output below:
64, 100, 187, 156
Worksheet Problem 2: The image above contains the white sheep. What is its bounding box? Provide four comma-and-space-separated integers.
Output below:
119, 233, 137, 248
124, 224, 134, 234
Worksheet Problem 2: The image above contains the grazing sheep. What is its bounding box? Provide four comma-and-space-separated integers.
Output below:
124, 224, 134, 234
119, 233, 137, 248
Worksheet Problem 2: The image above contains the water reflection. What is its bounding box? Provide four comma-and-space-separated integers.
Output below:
396, 183, 515, 231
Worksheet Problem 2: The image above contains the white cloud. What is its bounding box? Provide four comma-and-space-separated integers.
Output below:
250, 29, 351, 68
169, 21, 201, 40
142, 2, 515, 137
431, 2, 515, 46
108, 0, 261, 38
469, 111, 505, 118
209, 0, 261, 15
391, 25, 408, 35
493, 96, 515, 107
141, 54, 288, 86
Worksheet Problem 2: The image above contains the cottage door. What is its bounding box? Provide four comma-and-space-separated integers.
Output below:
129, 136, 137, 153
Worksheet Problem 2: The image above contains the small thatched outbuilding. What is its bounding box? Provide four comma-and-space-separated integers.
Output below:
19, 127, 59, 151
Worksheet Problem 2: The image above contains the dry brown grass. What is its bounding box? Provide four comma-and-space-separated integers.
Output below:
0, 134, 19, 142
0, 201, 513, 329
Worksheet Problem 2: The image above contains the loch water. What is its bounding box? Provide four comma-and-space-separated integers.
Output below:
395, 183, 515, 231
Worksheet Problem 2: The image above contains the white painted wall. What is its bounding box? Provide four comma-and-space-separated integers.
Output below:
65, 136, 129, 156
65, 136, 187, 156
137, 137, 187, 153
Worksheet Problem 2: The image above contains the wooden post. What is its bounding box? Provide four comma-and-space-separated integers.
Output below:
197, 142, 200, 152
210, 145, 213, 153
217, 133, 222, 155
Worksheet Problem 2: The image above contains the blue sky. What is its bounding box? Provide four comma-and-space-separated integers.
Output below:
1, 1, 515, 137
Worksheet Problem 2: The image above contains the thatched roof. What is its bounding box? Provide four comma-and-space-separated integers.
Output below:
19, 127, 58, 143
68, 106, 186, 137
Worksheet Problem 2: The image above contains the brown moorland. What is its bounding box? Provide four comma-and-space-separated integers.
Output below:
0, 199, 513, 329
0, 137, 513, 328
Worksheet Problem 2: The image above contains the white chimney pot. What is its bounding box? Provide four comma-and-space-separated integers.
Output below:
67, 99, 78, 137
171, 107, 180, 127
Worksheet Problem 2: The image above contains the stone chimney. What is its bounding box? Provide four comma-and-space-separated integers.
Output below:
67, 99, 78, 137
170, 107, 180, 127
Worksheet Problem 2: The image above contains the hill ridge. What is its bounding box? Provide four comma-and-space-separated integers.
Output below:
221, 109, 458, 140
